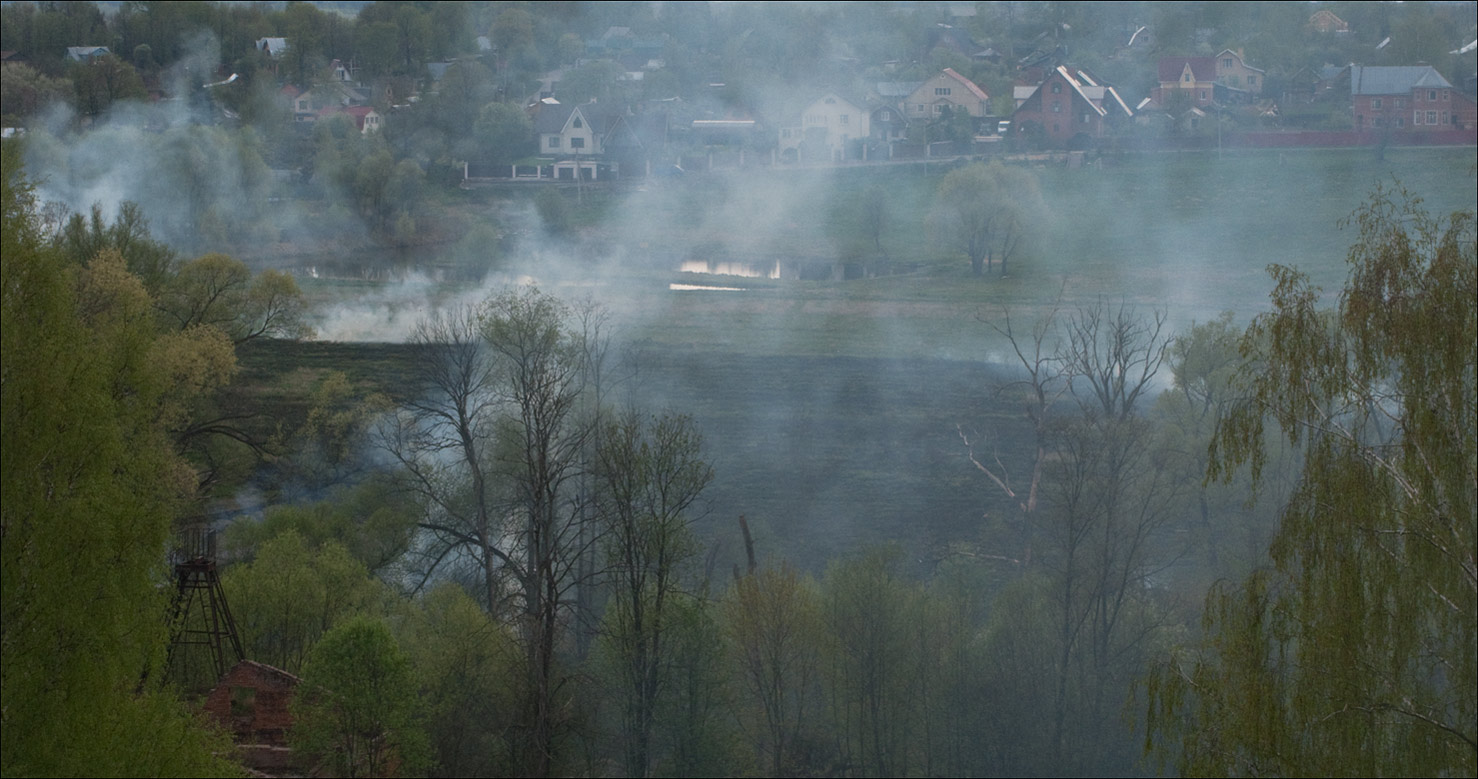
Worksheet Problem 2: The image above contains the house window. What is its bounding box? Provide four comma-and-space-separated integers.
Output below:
1427, 110, 1436, 124
1442, 90, 1449, 101
1415, 111, 1422, 125
1230, 76, 1239, 86
1183, 73, 1191, 83
1248, 75, 1256, 86
1372, 98, 1382, 109
935, 87, 951, 96
934, 104, 944, 114
1395, 98, 1404, 108
571, 137, 584, 149
825, 97, 836, 104
1223, 58, 1233, 68
1082, 112, 1090, 123
1429, 90, 1437, 101
916, 104, 924, 112
1052, 122, 1059, 133
840, 114, 848, 125
1396, 117, 1403, 127
1441, 111, 1448, 124
549, 137, 560, 148
1052, 83, 1062, 94
573, 117, 582, 128
1200, 90, 1207, 100
881, 110, 890, 120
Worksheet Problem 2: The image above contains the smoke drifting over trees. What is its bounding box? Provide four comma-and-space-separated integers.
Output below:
2, 2, 1475, 776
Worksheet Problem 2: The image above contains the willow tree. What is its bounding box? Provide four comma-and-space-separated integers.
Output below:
1145, 185, 1477, 775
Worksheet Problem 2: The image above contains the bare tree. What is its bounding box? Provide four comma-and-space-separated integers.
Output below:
379, 288, 609, 777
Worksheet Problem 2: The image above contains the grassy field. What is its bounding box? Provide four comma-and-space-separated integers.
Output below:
242, 146, 1476, 573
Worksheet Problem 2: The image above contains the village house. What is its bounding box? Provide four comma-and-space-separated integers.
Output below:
1309, 9, 1350, 34
65, 45, 111, 63
1153, 56, 1219, 108
1215, 49, 1264, 96
1011, 66, 1132, 148
534, 100, 633, 179
902, 68, 991, 123
1349, 65, 1470, 131
777, 92, 871, 164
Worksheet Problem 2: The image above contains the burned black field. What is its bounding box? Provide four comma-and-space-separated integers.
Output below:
236, 340, 1030, 575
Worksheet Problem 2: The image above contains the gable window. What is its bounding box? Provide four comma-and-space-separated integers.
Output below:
571, 137, 584, 149
935, 87, 951, 96
825, 97, 836, 104
1052, 83, 1062, 94
1223, 58, 1233, 68
1183, 73, 1191, 83
1051, 100, 1061, 113
1082, 112, 1090, 124
573, 117, 582, 128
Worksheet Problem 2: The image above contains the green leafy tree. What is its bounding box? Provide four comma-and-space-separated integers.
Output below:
224, 531, 385, 675
1146, 185, 1477, 776
818, 546, 922, 777
159, 253, 312, 344
593, 410, 714, 777
724, 564, 823, 776
398, 584, 523, 777
1, 145, 236, 776
928, 162, 1044, 277
473, 101, 534, 166
292, 616, 428, 778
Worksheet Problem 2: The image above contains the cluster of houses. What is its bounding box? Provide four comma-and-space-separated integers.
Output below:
12, 7, 1474, 180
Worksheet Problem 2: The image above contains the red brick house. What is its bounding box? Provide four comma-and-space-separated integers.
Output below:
1350, 65, 1461, 131
202, 660, 304, 774
1011, 66, 1133, 148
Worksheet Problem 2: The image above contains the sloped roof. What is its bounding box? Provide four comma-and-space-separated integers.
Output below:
941, 68, 990, 101
876, 81, 923, 98
1158, 56, 1216, 83
1215, 49, 1265, 75
1014, 85, 1039, 102
1350, 65, 1453, 95
534, 103, 577, 134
